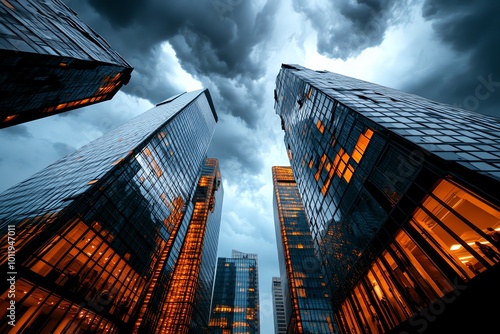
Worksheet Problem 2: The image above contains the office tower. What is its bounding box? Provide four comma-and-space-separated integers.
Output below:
0, 0, 133, 128
272, 166, 335, 334
209, 250, 259, 333
274, 64, 500, 333
0, 89, 222, 334
271, 277, 286, 334
160, 158, 223, 334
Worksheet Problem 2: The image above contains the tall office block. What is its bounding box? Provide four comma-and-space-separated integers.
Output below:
272, 166, 334, 334
0, 89, 222, 334
0, 0, 133, 128
209, 250, 259, 334
271, 277, 286, 334
160, 158, 223, 334
274, 64, 500, 333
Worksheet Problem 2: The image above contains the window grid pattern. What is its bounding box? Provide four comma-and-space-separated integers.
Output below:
0, 90, 220, 334
209, 251, 259, 334
0, 0, 133, 127
274, 64, 500, 333
272, 166, 335, 334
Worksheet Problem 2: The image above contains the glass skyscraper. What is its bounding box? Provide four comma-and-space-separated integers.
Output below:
209, 250, 259, 334
0, 89, 222, 334
0, 0, 133, 128
271, 277, 286, 334
272, 166, 335, 334
274, 64, 500, 333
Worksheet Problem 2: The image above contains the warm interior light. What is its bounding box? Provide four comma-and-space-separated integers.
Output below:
3, 115, 17, 122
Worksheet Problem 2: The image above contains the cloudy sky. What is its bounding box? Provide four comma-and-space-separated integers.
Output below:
1, 0, 500, 332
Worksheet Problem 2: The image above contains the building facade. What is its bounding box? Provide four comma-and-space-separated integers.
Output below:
0, 0, 132, 128
0, 89, 222, 334
272, 166, 335, 334
274, 64, 500, 333
271, 277, 286, 334
209, 250, 259, 334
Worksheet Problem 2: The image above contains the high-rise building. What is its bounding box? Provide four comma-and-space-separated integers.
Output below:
272, 166, 335, 333
271, 277, 286, 334
159, 158, 223, 334
209, 250, 259, 333
0, 89, 222, 334
0, 0, 133, 128
274, 64, 500, 333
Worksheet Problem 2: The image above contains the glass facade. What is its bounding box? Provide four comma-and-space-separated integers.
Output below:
209, 250, 259, 334
274, 64, 500, 333
0, 0, 133, 128
272, 166, 335, 334
272, 277, 286, 334
0, 89, 222, 334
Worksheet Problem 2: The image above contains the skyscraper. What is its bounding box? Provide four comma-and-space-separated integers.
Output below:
209, 250, 259, 333
271, 277, 286, 334
274, 64, 500, 333
0, 0, 133, 128
272, 166, 335, 334
0, 89, 222, 334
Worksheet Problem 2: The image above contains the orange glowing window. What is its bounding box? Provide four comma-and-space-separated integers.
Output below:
87, 179, 98, 185
333, 149, 343, 169
341, 152, 350, 163
315, 154, 327, 181
309, 159, 314, 169
336, 160, 346, 177
59, 62, 67, 67
321, 179, 331, 195
3, 115, 16, 122
316, 120, 325, 133
411, 178, 500, 278
343, 164, 354, 183
351, 148, 363, 164
56, 103, 67, 110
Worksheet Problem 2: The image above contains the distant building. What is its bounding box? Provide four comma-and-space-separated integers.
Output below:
271, 277, 286, 334
209, 250, 259, 333
0, 89, 222, 334
274, 64, 500, 333
272, 166, 335, 333
0, 0, 132, 128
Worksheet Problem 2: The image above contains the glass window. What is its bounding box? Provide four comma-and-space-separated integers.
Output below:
413, 179, 500, 275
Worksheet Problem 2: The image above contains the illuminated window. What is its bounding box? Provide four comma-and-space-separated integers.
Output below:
411, 178, 500, 279
316, 119, 325, 133
3, 115, 16, 123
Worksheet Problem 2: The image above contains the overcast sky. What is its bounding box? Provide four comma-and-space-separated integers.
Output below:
1, 0, 500, 332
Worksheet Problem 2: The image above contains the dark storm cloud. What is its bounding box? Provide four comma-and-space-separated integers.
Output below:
69, 0, 280, 127
402, 0, 500, 118
207, 117, 264, 183
292, 0, 414, 60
